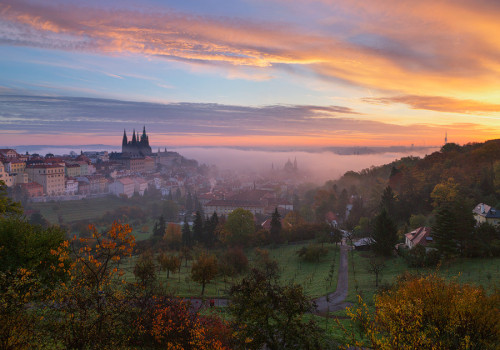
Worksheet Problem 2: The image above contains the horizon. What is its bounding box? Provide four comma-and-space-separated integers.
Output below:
1, 0, 499, 146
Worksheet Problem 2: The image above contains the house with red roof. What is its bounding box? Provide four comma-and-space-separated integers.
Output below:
405, 226, 433, 249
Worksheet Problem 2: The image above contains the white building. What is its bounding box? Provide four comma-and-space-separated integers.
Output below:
109, 177, 135, 198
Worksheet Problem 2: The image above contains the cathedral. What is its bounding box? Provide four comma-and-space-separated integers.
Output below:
121, 126, 152, 156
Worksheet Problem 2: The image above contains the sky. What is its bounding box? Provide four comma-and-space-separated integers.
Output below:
0, 0, 499, 148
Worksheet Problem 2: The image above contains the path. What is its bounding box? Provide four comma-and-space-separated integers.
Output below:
313, 243, 351, 314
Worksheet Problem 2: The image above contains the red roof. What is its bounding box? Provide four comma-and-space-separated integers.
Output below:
405, 227, 432, 246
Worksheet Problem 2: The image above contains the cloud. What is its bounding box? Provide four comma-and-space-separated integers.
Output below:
364, 95, 500, 115
1, 0, 500, 96
0, 93, 496, 147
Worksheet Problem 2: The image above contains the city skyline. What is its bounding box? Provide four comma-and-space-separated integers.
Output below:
1, 0, 499, 147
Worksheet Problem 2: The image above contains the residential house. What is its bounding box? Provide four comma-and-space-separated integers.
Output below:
405, 226, 433, 249
473, 203, 500, 226
17, 182, 44, 197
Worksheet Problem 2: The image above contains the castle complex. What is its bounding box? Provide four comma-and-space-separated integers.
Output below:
122, 126, 152, 156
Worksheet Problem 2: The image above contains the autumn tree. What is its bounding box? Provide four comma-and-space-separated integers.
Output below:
371, 208, 398, 256
45, 222, 136, 349
225, 208, 254, 246
219, 247, 248, 279
134, 250, 157, 288
158, 253, 181, 279
0, 181, 22, 217
345, 274, 500, 349
164, 222, 182, 249
191, 252, 218, 296
430, 177, 459, 207
230, 268, 323, 349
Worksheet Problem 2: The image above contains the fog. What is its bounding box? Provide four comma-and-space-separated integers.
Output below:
15, 144, 438, 184
171, 147, 439, 183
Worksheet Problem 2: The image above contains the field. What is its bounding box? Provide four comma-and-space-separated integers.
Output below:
30, 196, 127, 223
120, 242, 341, 299
346, 250, 500, 306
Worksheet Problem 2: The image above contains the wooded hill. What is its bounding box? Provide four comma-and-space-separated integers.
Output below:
307, 139, 500, 228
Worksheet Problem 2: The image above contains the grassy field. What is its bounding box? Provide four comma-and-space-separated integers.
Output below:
30, 196, 128, 223
120, 242, 341, 299
345, 250, 500, 306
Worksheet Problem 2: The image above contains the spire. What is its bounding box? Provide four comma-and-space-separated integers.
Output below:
445, 131, 448, 144
122, 129, 128, 147
142, 125, 147, 138
132, 129, 137, 144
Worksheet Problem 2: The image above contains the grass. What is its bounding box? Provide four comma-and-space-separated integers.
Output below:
119, 242, 341, 299
346, 249, 500, 307
30, 196, 127, 223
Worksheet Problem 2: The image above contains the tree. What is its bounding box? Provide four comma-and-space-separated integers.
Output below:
46, 222, 136, 349
283, 210, 305, 227
134, 250, 157, 288
230, 268, 323, 349
430, 177, 459, 207
162, 200, 179, 222
191, 252, 218, 296
158, 253, 181, 279
346, 274, 500, 349
0, 181, 22, 217
203, 212, 218, 247
225, 208, 255, 246
380, 186, 397, 219
153, 215, 166, 237
185, 191, 193, 214
163, 223, 182, 249
270, 207, 282, 244
219, 247, 248, 277
0, 217, 66, 284
371, 208, 398, 256
366, 255, 386, 287
192, 211, 204, 243
181, 217, 192, 247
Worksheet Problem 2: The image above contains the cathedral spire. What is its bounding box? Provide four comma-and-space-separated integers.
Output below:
122, 129, 127, 146
132, 129, 137, 144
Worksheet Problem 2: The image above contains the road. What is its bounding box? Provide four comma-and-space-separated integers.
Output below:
313, 243, 351, 314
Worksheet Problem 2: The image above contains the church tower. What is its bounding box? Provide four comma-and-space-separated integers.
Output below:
122, 129, 128, 153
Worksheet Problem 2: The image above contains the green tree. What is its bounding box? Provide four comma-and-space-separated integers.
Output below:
134, 250, 157, 288
0, 181, 22, 217
192, 211, 204, 243
191, 252, 218, 296
270, 207, 282, 244
371, 208, 398, 256
230, 268, 323, 349
158, 253, 181, 279
181, 216, 192, 247
153, 215, 166, 237
225, 208, 254, 246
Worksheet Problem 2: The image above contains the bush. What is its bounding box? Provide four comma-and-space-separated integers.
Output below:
296, 244, 329, 263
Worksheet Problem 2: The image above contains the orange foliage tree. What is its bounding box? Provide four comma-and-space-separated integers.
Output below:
46, 221, 136, 349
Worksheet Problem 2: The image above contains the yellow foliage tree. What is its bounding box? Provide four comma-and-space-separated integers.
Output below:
344, 273, 499, 349
164, 223, 182, 247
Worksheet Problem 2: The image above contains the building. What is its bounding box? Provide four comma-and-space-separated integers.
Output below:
109, 177, 135, 198
0, 161, 15, 187
132, 177, 148, 196
17, 182, 44, 198
65, 178, 79, 195
3, 159, 26, 174
25, 164, 65, 196
65, 163, 81, 177
204, 199, 266, 216
122, 126, 152, 156
0, 149, 20, 159
473, 203, 500, 226
405, 227, 433, 249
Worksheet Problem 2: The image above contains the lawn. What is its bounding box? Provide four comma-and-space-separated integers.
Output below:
345, 249, 500, 306
119, 242, 341, 299
30, 196, 127, 223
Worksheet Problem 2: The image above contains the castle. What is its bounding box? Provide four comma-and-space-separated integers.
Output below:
121, 126, 152, 157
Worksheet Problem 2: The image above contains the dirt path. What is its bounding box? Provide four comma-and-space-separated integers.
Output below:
313, 243, 351, 314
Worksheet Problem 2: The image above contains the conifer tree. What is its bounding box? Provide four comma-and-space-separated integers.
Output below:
192, 211, 204, 243
182, 217, 192, 247
371, 208, 398, 256
270, 208, 282, 244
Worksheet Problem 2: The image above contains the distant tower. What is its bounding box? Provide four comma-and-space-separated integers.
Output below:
122, 129, 128, 152
445, 131, 448, 144
132, 129, 137, 145
293, 157, 297, 171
